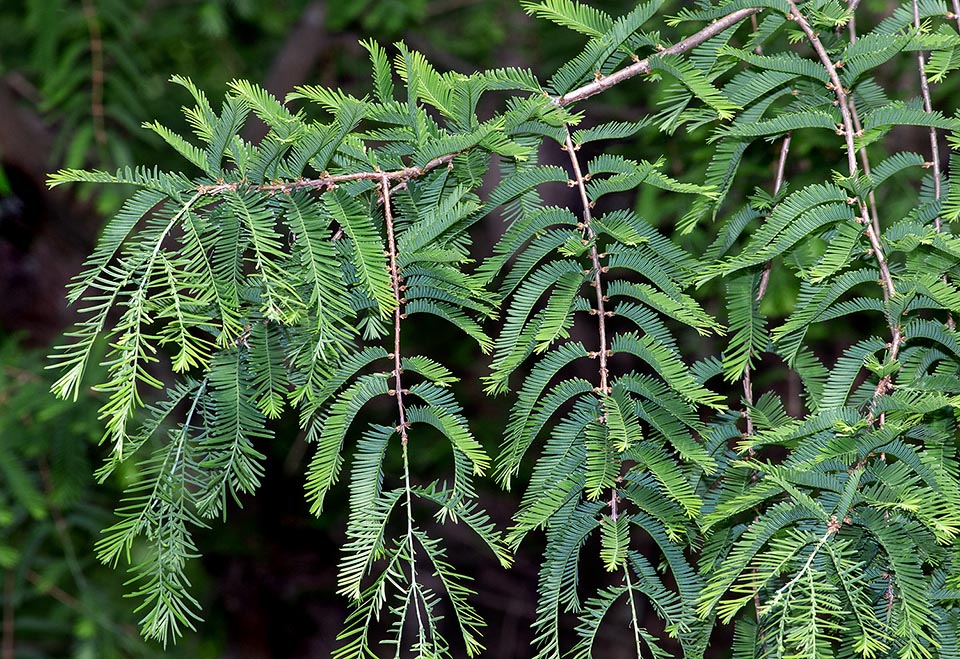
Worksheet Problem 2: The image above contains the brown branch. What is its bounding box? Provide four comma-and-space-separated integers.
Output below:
913, 0, 955, 329
755, 133, 792, 303
197, 153, 459, 197
549, 7, 765, 521
842, 10, 882, 238
563, 129, 609, 396
787, 2, 902, 422
81, 0, 107, 146
848, 101, 883, 237
381, 176, 408, 447
563, 126, 618, 516
555, 7, 764, 107
786, 3, 895, 302
742, 135, 792, 643
380, 175, 429, 639
913, 0, 943, 231
745, 133, 792, 440
750, 13, 763, 55
787, 3, 857, 172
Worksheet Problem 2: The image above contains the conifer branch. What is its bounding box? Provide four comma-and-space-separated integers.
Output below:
624, 568, 643, 659
761, 527, 834, 615
787, 1, 898, 347
48, 2, 960, 652
554, 7, 764, 107
196, 153, 460, 196
913, 0, 954, 329
381, 175, 408, 448
792, 0, 907, 483
381, 174, 428, 646
563, 128, 609, 396
913, 0, 943, 230
786, 2, 857, 175
563, 126, 618, 517
842, 15, 881, 236
755, 133, 791, 305
745, 134, 791, 439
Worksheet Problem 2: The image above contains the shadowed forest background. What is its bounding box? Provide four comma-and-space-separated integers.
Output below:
1, 1, 958, 657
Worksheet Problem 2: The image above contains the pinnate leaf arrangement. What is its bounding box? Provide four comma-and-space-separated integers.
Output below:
48, 0, 960, 656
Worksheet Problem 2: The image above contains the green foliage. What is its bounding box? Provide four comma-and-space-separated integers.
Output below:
47, 0, 960, 656
0, 339, 209, 658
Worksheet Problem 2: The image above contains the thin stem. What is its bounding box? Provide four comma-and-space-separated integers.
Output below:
624, 568, 643, 659
786, 2, 895, 301
756, 132, 792, 306
744, 133, 791, 438
381, 176, 408, 448
750, 13, 763, 55
555, 8, 764, 107
842, 9, 882, 237
81, 0, 107, 146
913, 0, 954, 329
564, 127, 618, 518
381, 175, 426, 643
563, 129, 609, 395
196, 152, 459, 196
762, 528, 834, 615
788, 2, 902, 417
786, 3, 857, 173
744, 135, 791, 643
848, 101, 883, 238
913, 0, 944, 230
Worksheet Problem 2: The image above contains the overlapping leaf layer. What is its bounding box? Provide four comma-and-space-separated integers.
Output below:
51, 1, 960, 656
